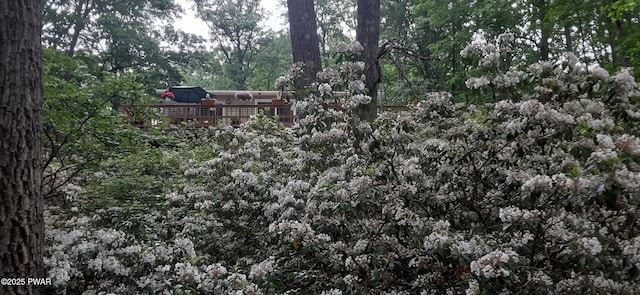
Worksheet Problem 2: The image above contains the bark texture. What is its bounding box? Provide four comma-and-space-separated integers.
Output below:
0, 0, 45, 294
355, 0, 381, 121
287, 0, 322, 89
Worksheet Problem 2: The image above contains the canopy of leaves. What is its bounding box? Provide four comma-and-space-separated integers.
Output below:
43, 0, 190, 89
194, 0, 272, 90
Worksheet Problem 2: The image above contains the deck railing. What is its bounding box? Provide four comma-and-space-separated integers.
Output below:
121, 103, 408, 128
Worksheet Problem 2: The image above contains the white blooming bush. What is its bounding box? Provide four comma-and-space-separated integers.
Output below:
44, 38, 640, 294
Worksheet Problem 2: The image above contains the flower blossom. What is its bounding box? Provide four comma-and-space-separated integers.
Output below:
519, 99, 544, 116
249, 256, 276, 280
318, 83, 332, 96
579, 237, 603, 255
612, 68, 636, 101
337, 41, 364, 54
499, 206, 541, 223
470, 249, 520, 279
521, 175, 553, 192
275, 76, 289, 89
341, 94, 371, 110
465, 77, 491, 89
591, 67, 610, 81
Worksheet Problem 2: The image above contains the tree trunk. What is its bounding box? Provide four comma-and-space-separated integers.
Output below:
0, 0, 45, 294
564, 24, 573, 53
355, 0, 381, 121
611, 19, 629, 67
66, 0, 94, 56
535, 0, 550, 61
287, 0, 322, 90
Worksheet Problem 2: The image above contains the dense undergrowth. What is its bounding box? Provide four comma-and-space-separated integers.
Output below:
44, 37, 640, 294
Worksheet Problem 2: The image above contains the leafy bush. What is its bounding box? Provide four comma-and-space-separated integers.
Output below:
44, 38, 640, 294
43, 48, 160, 201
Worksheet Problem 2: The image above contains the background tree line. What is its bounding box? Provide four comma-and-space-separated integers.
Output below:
40, 0, 640, 103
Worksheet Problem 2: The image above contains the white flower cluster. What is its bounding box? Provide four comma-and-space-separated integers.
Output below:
612, 68, 637, 102
520, 175, 553, 192
230, 169, 259, 187
318, 83, 332, 96
493, 70, 525, 88
518, 99, 544, 116
249, 256, 276, 280
527, 271, 554, 287
316, 68, 343, 85
321, 289, 343, 295
466, 279, 480, 295
174, 237, 197, 259
336, 41, 364, 55
499, 206, 542, 223
449, 237, 491, 256
465, 77, 491, 89
343, 274, 360, 286
579, 237, 603, 255
615, 134, 640, 155
623, 237, 640, 269
591, 67, 610, 81
61, 183, 85, 201
591, 134, 618, 162
275, 62, 305, 93
341, 94, 372, 110
269, 220, 314, 238
423, 220, 455, 251
460, 32, 513, 68
275, 76, 289, 89
470, 249, 520, 278
96, 229, 125, 246
350, 239, 369, 255
175, 262, 201, 285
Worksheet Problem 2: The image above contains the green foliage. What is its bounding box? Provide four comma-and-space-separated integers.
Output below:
607, 0, 640, 20
83, 148, 182, 211
43, 0, 186, 89
392, 0, 640, 102
413, 0, 476, 92
177, 51, 226, 89
194, 0, 272, 90
247, 34, 293, 90
315, 0, 357, 67
42, 48, 157, 200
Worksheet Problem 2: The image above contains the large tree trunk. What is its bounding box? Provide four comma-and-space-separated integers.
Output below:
0, 0, 46, 294
287, 0, 322, 90
355, 0, 381, 121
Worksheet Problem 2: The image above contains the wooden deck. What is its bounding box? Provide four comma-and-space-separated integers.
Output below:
121, 103, 408, 128
121, 103, 293, 128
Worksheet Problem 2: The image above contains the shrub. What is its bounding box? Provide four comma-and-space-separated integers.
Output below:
44, 38, 640, 294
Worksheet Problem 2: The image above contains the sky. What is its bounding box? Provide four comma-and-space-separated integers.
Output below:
174, 0, 287, 37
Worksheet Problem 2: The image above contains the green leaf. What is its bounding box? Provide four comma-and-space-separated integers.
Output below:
571, 167, 579, 176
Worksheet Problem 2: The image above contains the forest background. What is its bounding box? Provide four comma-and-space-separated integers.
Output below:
43, 0, 640, 104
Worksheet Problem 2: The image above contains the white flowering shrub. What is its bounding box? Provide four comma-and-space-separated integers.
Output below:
44, 38, 640, 294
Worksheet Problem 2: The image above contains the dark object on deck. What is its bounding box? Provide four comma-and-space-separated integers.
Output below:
169, 86, 213, 103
